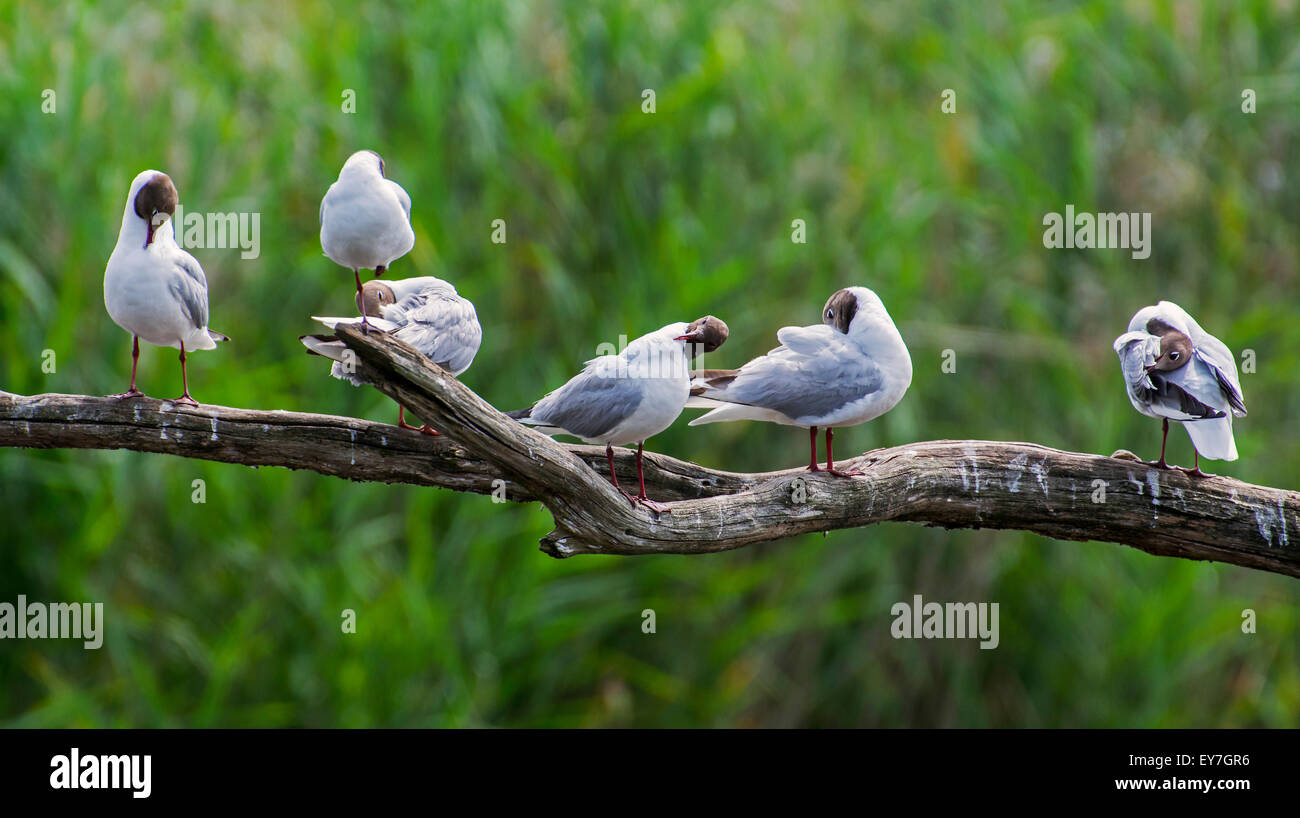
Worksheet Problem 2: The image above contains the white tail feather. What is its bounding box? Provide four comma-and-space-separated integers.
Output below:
1182, 417, 1238, 461
688, 402, 797, 427
300, 335, 345, 362
684, 395, 725, 410
311, 315, 398, 333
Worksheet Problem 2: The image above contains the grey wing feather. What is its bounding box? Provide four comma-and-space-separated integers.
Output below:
740, 357, 882, 421
1163, 357, 1232, 419
389, 180, 412, 221
713, 338, 883, 421
1147, 373, 1226, 419
1193, 339, 1246, 416
1114, 332, 1157, 394
388, 290, 483, 376
527, 367, 644, 440
169, 252, 210, 330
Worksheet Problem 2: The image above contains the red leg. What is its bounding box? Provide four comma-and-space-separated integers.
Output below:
634, 442, 669, 513
398, 406, 418, 430
825, 428, 865, 477
1178, 449, 1213, 478
1149, 418, 1173, 470
353, 268, 380, 332
606, 444, 638, 506
109, 336, 145, 399
172, 342, 199, 407
806, 426, 820, 471
397, 405, 440, 435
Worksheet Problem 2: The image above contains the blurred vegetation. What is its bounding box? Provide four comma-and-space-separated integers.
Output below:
1, 0, 1297, 727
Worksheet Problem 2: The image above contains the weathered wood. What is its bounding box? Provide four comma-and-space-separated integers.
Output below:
0, 392, 756, 503
2, 323, 1297, 578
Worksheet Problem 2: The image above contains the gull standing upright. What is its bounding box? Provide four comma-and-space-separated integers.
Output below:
103, 169, 228, 405
507, 316, 729, 511
1112, 300, 1246, 477
687, 287, 912, 476
319, 150, 415, 329
300, 276, 482, 434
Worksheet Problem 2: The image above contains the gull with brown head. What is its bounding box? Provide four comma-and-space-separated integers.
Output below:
1113, 300, 1246, 477
103, 169, 228, 406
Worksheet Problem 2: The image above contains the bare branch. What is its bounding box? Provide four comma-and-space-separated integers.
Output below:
2, 323, 1297, 579
0, 392, 753, 504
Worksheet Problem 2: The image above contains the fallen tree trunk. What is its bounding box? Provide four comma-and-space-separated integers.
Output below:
2, 323, 1297, 578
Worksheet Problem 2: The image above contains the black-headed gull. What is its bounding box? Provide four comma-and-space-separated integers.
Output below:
301, 276, 482, 434
1113, 300, 1246, 477
507, 316, 728, 511
103, 169, 228, 406
687, 287, 911, 476
319, 150, 415, 329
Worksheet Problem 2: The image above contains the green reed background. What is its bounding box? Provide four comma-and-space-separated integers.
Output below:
1, 0, 1297, 727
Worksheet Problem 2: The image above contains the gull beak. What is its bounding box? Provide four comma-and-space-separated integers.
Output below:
144, 212, 168, 248
674, 330, 704, 343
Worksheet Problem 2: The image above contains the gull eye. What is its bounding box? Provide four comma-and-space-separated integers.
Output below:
826, 309, 834, 320
1169, 351, 1179, 361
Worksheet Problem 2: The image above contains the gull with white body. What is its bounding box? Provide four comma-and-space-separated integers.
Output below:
687, 286, 912, 475
103, 169, 228, 405
507, 316, 729, 511
319, 150, 415, 328
1112, 300, 1246, 476
301, 276, 482, 434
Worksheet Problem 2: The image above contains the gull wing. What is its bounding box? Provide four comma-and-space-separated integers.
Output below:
388, 180, 412, 222
525, 364, 645, 440
389, 290, 483, 377
693, 329, 882, 423
169, 251, 211, 330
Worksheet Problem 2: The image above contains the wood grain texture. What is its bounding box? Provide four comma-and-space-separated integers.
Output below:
3, 322, 1297, 578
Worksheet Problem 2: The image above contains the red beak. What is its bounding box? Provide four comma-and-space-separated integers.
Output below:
144, 221, 156, 249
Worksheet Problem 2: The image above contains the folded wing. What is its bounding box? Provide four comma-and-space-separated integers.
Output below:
689, 327, 883, 426
520, 363, 645, 440
386, 288, 483, 377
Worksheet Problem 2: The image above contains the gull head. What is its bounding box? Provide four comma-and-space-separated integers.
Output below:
132, 172, 179, 248
1145, 323, 1194, 373
356, 280, 397, 318
674, 315, 729, 358
823, 286, 891, 336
